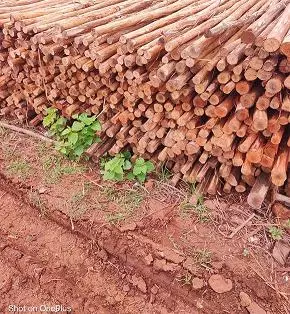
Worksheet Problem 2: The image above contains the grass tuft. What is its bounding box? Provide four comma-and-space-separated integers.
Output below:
100, 185, 145, 224
179, 193, 211, 222
42, 154, 86, 184
7, 160, 31, 178
193, 248, 212, 267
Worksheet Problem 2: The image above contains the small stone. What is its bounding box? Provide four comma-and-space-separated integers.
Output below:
119, 222, 137, 232
196, 300, 204, 309
247, 301, 267, 314
192, 277, 205, 290
144, 253, 153, 265
151, 285, 159, 295
131, 274, 147, 293
239, 291, 252, 307
123, 285, 130, 292
211, 261, 224, 270
38, 187, 47, 194
153, 259, 180, 272
158, 247, 184, 264
153, 258, 166, 271
208, 274, 233, 293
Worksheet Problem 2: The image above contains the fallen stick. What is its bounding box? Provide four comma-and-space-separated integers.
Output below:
228, 213, 256, 238
0, 121, 56, 143
274, 193, 290, 207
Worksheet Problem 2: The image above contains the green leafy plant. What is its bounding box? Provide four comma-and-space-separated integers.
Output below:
102, 152, 132, 181
129, 157, 155, 183
102, 153, 154, 183
43, 108, 101, 160
268, 226, 284, 241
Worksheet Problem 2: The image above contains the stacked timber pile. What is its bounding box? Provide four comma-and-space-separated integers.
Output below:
0, 0, 289, 207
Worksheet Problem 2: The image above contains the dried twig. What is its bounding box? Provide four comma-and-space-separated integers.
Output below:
228, 213, 256, 238
0, 121, 55, 144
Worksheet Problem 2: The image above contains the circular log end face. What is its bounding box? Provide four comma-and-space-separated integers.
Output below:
263, 38, 279, 53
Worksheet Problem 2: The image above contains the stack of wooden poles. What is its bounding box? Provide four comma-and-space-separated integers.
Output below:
0, 0, 289, 207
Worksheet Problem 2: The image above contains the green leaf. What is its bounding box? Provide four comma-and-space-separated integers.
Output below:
122, 151, 131, 160
145, 161, 155, 173
68, 132, 78, 145
61, 127, 71, 136
73, 145, 85, 157
56, 116, 67, 126
85, 128, 96, 137
90, 120, 102, 131
43, 114, 55, 127
59, 147, 67, 155
78, 113, 96, 125
123, 160, 132, 170
72, 121, 85, 132
133, 165, 145, 176
103, 171, 115, 181
94, 136, 101, 143
136, 173, 146, 183
103, 170, 123, 181
127, 172, 135, 180
84, 137, 94, 147
46, 107, 58, 115
135, 158, 145, 166
72, 114, 79, 119
114, 164, 124, 175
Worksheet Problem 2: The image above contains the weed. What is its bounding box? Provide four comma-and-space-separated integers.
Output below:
193, 249, 212, 266
157, 163, 172, 182
0, 126, 8, 137
36, 142, 51, 156
71, 191, 85, 204
100, 185, 144, 224
101, 185, 144, 213
130, 157, 155, 182
7, 160, 31, 178
102, 152, 132, 181
189, 182, 197, 195
175, 273, 192, 286
43, 108, 101, 159
242, 248, 250, 257
42, 155, 86, 184
179, 193, 210, 222
268, 226, 284, 241
102, 152, 154, 183
2, 146, 16, 160
67, 183, 92, 219
105, 212, 126, 224
28, 190, 46, 215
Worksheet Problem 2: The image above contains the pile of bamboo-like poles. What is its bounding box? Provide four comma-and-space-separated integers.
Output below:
0, 0, 289, 207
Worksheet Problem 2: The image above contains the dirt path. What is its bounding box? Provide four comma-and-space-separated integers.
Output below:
0, 127, 289, 314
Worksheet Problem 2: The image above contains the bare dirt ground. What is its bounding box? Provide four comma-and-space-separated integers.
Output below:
0, 125, 289, 314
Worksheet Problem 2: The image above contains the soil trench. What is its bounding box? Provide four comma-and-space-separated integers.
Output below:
0, 173, 288, 314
